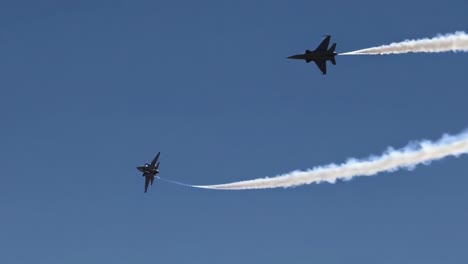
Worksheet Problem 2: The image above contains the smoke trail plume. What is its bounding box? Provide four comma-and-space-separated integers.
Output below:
340, 31, 468, 55
177, 130, 468, 190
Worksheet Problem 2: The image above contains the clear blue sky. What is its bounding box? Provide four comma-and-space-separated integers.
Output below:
1, 1, 467, 263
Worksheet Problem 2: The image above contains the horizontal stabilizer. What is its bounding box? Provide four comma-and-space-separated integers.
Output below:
330, 57, 336, 65
329, 43, 336, 53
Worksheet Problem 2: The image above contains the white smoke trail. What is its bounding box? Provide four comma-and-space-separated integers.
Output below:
340, 31, 468, 55
180, 130, 468, 190
156, 176, 195, 188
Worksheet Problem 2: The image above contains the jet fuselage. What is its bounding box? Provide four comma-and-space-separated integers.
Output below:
137, 164, 159, 175
287, 50, 336, 61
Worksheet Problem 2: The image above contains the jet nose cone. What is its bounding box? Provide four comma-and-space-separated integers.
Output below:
287, 54, 302, 60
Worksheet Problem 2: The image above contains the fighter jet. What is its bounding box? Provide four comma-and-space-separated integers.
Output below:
137, 152, 160, 193
287, 35, 337, 75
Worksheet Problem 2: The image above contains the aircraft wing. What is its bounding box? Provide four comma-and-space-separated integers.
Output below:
144, 175, 151, 193
314, 60, 327, 75
315, 35, 331, 51
150, 152, 160, 167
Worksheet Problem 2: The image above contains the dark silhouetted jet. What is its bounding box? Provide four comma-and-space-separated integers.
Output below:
287, 35, 337, 75
137, 152, 160, 193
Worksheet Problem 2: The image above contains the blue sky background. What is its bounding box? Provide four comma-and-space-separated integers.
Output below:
1, 0, 467, 263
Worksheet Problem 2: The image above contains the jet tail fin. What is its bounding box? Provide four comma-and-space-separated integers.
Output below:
330, 57, 336, 65
328, 43, 336, 53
